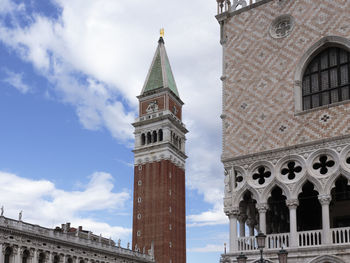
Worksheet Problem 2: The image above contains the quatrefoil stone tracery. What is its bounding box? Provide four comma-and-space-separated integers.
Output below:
252, 166, 271, 185
281, 161, 302, 180
313, 155, 335, 175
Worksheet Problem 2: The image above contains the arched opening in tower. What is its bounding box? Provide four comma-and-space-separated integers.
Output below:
152, 130, 157, 143
297, 181, 322, 231
266, 186, 289, 234
330, 176, 350, 228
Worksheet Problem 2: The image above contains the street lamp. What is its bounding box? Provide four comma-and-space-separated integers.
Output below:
278, 249, 288, 263
234, 232, 288, 263
256, 232, 266, 263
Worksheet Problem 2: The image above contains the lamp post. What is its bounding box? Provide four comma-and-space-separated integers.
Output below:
235, 232, 288, 263
277, 249, 288, 263
256, 232, 266, 263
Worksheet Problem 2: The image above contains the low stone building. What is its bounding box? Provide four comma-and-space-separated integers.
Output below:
0, 216, 154, 263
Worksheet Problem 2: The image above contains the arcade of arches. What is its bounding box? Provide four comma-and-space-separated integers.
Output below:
236, 176, 350, 243
2, 248, 86, 263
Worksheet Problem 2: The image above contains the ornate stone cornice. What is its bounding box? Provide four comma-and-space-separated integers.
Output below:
222, 135, 350, 166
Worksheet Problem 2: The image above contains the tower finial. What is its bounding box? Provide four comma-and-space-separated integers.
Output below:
160, 28, 164, 38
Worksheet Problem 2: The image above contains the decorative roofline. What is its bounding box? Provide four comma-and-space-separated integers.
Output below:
0, 216, 154, 262
216, 0, 274, 20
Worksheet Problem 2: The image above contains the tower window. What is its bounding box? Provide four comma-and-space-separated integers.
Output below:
137, 213, 142, 220
138, 197, 142, 203
159, 129, 163, 141
138, 180, 142, 186
137, 230, 141, 236
147, 132, 152, 144
152, 130, 158, 143
141, 133, 146, 145
302, 47, 350, 110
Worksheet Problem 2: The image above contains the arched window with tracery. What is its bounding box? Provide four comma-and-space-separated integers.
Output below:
302, 47, 350, 110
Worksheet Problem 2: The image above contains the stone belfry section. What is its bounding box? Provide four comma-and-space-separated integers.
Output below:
216, 0, 350, 262
132, 35, 187, 263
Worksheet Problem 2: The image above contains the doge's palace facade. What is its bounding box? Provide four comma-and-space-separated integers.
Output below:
216, 0, 350, 262
0, 216, 154, 263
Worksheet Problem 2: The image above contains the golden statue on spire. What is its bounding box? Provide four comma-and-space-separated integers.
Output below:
160, 28, 164, 38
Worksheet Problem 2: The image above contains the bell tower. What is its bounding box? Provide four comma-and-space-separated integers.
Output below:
132, 34, 187, 263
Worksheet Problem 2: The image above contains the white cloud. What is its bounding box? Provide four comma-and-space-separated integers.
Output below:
3, 70, 30, 93
187, 208, 227, 227
0, 171, 131, 239
0, 0, 225, 227
188, 244, 224, 253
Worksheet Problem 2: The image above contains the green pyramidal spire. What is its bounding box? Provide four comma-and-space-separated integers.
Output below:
141, 37, 179, 97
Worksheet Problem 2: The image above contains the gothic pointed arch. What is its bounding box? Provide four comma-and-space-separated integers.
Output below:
297, 180, 322, 231
261, 179, 291, 203
294, 36, 350, 112
307, 255, 346, 263
292, 175, 323, 199
234, 185, 260, 204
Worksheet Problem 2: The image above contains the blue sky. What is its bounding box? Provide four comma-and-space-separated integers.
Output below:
0, 0, 226, 262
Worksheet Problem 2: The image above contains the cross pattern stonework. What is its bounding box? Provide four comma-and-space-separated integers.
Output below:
275, 20, 292, 38
240, 103, 247, 110
313, 155, 335, 175
279, 125, 287, 132
281, 161, 302, 180
321, 114, 330, 122
252, 166, 271, 185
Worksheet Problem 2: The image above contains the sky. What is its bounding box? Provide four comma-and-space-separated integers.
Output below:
0, 0, 227, 262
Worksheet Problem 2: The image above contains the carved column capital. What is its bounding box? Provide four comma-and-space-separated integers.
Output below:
318, 195, 332, 205
257, 203, 268, 213
12, 245, 19, 254
286, 199, 299, 209
224, 207, 239, 217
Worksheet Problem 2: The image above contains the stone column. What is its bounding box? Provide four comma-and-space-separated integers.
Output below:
286, 199, 299, 247
257, 203, 268, 234
319, 195, 332, 245
238, 214, 247, 237
0, 244, 3, 263
246, 218, 255, 237
48, 252, 53, 263
30, 249, 37, 263
226, 208, 239, 252
12, 246, 20, 263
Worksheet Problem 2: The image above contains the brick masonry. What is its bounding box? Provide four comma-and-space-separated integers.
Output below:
132, 160, 186, 263
221, 0, 350, 160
